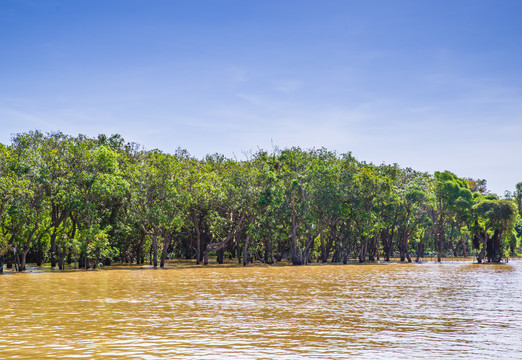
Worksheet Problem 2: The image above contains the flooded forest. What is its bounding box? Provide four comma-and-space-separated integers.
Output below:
1, 131, 521, 273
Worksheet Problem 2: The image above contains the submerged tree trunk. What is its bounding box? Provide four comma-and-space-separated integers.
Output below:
399, 229, 406, 262
289, 188, 305, 266
204, 207, 249, 266
415, 241, 425, 262
487, 229, 502, 263
320, 228, 328, 263
6, 253, 12, 269
368, 236, 378, 262
382, 228, 394, 262
476, 230, 488, 264
449, 221, 458, 257
18, 248, 29, 272
290, 219, 303, 265
160, 232, 171, 268
332, 246, 340, 263
13, 249, 19, 272
264, 233, 274, 264
50, 231, 57, 268
342, 247, 349, 264
152, 235, 158, 268
216, 248, 224, 264
203, 247, 210, 265
36, 236, 43, 267
58, 252, 66, 270
135, 230, 145, 265
404, 231, 412, 263
358, 237, 367, 263
194, 215, 201, 265
243, 234, 250, 266
461, 235, 468, 257
236, 237, 242, 264
437, 212, 444, 262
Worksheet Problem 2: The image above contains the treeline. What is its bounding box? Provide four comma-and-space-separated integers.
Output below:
1, 131, 521, 273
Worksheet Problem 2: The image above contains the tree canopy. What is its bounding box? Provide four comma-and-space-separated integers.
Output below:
1, 131, 520, 273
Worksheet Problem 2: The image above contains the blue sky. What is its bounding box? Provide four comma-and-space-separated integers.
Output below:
1, 0, 522, 195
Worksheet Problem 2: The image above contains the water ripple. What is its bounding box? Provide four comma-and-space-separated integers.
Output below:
1, 261, 521, 359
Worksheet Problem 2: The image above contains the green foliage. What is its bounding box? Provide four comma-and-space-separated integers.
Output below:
0, 131, 519, 271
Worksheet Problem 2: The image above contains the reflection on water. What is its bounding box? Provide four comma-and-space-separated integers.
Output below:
1, 261, 521, 359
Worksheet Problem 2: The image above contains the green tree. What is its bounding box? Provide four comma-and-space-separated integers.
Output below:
434, 171, 472, 262
472, 198, 517, 263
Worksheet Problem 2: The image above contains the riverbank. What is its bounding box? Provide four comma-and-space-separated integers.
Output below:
2, 256, 518, 274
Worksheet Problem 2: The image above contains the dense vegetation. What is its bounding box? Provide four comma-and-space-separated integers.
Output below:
1, 131, 521, 273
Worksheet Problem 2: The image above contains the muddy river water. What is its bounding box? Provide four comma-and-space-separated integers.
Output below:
1, 260, 521, 359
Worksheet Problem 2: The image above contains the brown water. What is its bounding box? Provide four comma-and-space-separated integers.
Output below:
1, 261, 521, 359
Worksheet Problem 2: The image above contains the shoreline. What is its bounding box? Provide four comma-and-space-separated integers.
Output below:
2, 256, 518, 274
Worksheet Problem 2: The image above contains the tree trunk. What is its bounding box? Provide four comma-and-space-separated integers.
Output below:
217, 248, 224, 264
204, 231, 213, 265
289, 189, 304, 266
236, 237, 242, 264
477, 230, 488, 264
359, 237, 367, 263
50, 231, 57, 268
398, 228, 406, 261
19, 248, 29, 272
368, 236, 377, 262
332, 246, 340, 263
437, 212, 444, 262
36, 236, 43, 267
204, 209, 249, 265
243, 234, 250, 266
59, 252, 66, 270
264, 234, 273, 264
160, 233, 171, 268
382, 229, 394, 262
415, 242, 424, 262
487, 229, 502, 263
0, 255, 4, 274
461, 236, 468, 257
290, 221, 302, 265
13, 249, 20, 272
320, 229, 328, 263
6, 253, 12, 269
136, 230, 145, 265
152, 235, 158, 268
135, 248, 140, 265
194, 215, 201, 265
204, 248, 209, 265
401, 230, 412, 262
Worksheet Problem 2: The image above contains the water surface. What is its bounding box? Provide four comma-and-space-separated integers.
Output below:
1, 261, 521, 359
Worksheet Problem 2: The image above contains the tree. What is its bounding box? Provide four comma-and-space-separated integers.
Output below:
434, 171, 472, 262
202, 156, 255, 265
514, 182, 522, 216
72, 141, 130, 268
472, 198, 517, 263
3, 132, 49, 271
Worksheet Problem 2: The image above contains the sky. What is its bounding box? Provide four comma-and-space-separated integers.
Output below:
1, 0, 522, 195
